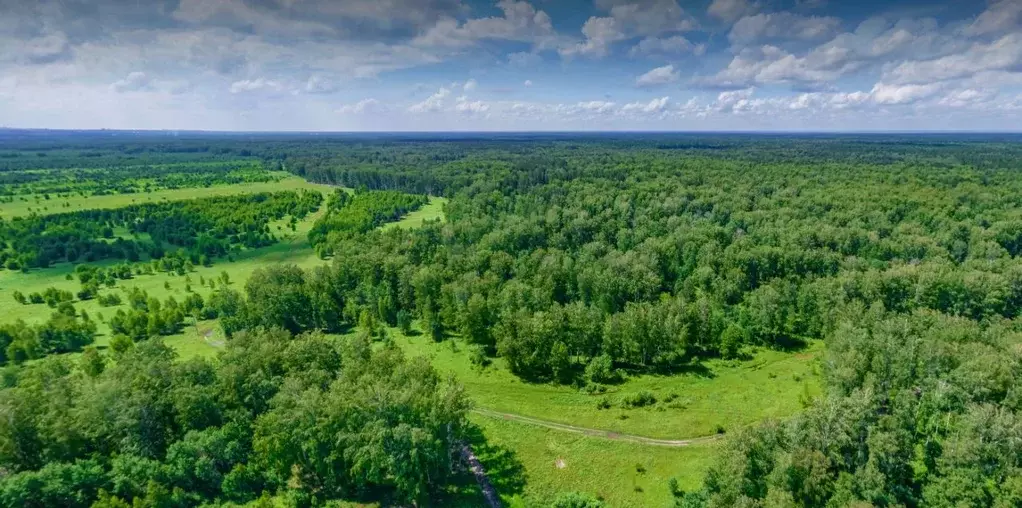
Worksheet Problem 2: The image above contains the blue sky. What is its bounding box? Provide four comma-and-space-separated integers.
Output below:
1, 0, 1021, 131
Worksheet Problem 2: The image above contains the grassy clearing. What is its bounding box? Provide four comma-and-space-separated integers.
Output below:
397, 333, 822, 439
0, 202, 329, 354
0, 192, 446, 358
0, 173, 322, 217
471, 415, 717, 508
379, 196, 448, 231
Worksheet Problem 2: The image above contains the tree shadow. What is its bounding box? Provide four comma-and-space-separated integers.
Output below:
441, 424, 527, 505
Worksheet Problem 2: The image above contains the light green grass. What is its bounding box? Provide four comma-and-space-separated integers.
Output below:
0, 193, 448, 359
397, 333, 821, 440
471, 415, 717, 508
379, 197, 448, 231
0, 203, 330, 355
0, 174, 325, 218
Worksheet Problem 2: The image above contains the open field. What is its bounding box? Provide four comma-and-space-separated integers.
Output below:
0, 173, 321, 217
379, 196, 448, 230
0, 192, 447, 358
471, 415, 717, 508
397, 332, 822, 439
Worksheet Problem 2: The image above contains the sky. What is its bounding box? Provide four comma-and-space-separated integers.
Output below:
0, 0, 1021, 131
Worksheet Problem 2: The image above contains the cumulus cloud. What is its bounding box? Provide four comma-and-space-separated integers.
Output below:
629, 35, 706, 57
524, 79, 533, 87
882, 33, 1022, 85
413, 0, 559, 49
229, 78, 286, 94
636, 65, 680, 87
621, 96, 671, 113
337, 98, 385, 114
110, 72, 152, 93
869, 82, 942, 105
463, 79, 478, 92
561, 0, 697, 58
707, 0, 760, 24
729, 12, 842, 46
408, 87, 452, 113
964, 0, 1022, 37
455, 96, 490, 114
695, 45, 851, 89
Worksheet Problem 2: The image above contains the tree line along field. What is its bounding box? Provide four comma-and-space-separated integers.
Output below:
1, 131, 1022, 507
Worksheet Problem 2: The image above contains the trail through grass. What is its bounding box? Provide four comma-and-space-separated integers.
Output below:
397, 333, 822, 439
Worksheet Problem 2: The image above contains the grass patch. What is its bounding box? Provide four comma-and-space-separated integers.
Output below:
471, 414, 716, 508
379, 196, 448, 231
396, 333, 822, 439
0, 174, 326, 218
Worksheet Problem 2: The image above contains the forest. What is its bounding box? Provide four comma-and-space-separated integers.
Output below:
0, 190, 322, 270
1, 131, 1022, 507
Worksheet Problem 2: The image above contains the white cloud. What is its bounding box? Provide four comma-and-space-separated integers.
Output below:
562, 0, 697, 59
559, 16, 624, 58
869, 82, 942, 105
729, 12, 841, 46
463, 79, 478, 92
621, 96, 670, 114
110, 72, 152, 93
707, 0, 760, 24
696, 45, 852, 89
337, 98, 384, 114
883, 33, 1022, 85
455, 96, 490, 114
965, 0, 1022, 37
524, 79, 533, 87
629, 35, 705, 57
408, 87, 452, 113
229, 77, 286, 94
412, 0, 559, 49
636, 65, 680, 87
304, 75, 339, 94
575, 100, 617, 114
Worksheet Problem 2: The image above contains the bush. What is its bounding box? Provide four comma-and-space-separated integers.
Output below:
470, 346, 492, 370
98, 293, 123, 307
621, 390, 657, 408
550, 492, 605, 508
584, 354, 622, 384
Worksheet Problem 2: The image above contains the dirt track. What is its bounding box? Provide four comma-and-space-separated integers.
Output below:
471, 408, 722, 447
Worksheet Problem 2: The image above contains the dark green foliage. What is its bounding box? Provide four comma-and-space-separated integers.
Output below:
308, 189, 429, 256
0, 190, 321, 270
0, 330, 468, 506
550, 491, 606, 507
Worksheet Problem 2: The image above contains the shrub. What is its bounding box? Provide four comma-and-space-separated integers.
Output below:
621, 390, 657, 408
584, 354, 622, 384
550, 492, 605, 508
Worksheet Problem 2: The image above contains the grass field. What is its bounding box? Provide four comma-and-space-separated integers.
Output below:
470, 415, 717, 507
0, 173, 321, 217
379, 196, 448, 231
397, 333, 822, 439
0, 191, 447, 358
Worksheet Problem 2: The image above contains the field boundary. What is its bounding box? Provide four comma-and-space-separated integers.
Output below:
471, 408, 722, 447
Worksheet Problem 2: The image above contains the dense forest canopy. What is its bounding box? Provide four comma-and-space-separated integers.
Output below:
1, 131, 1022, 506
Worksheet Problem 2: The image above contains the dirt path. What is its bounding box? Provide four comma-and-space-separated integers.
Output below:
460, 442, 502, 508
471, 408, 721, 447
